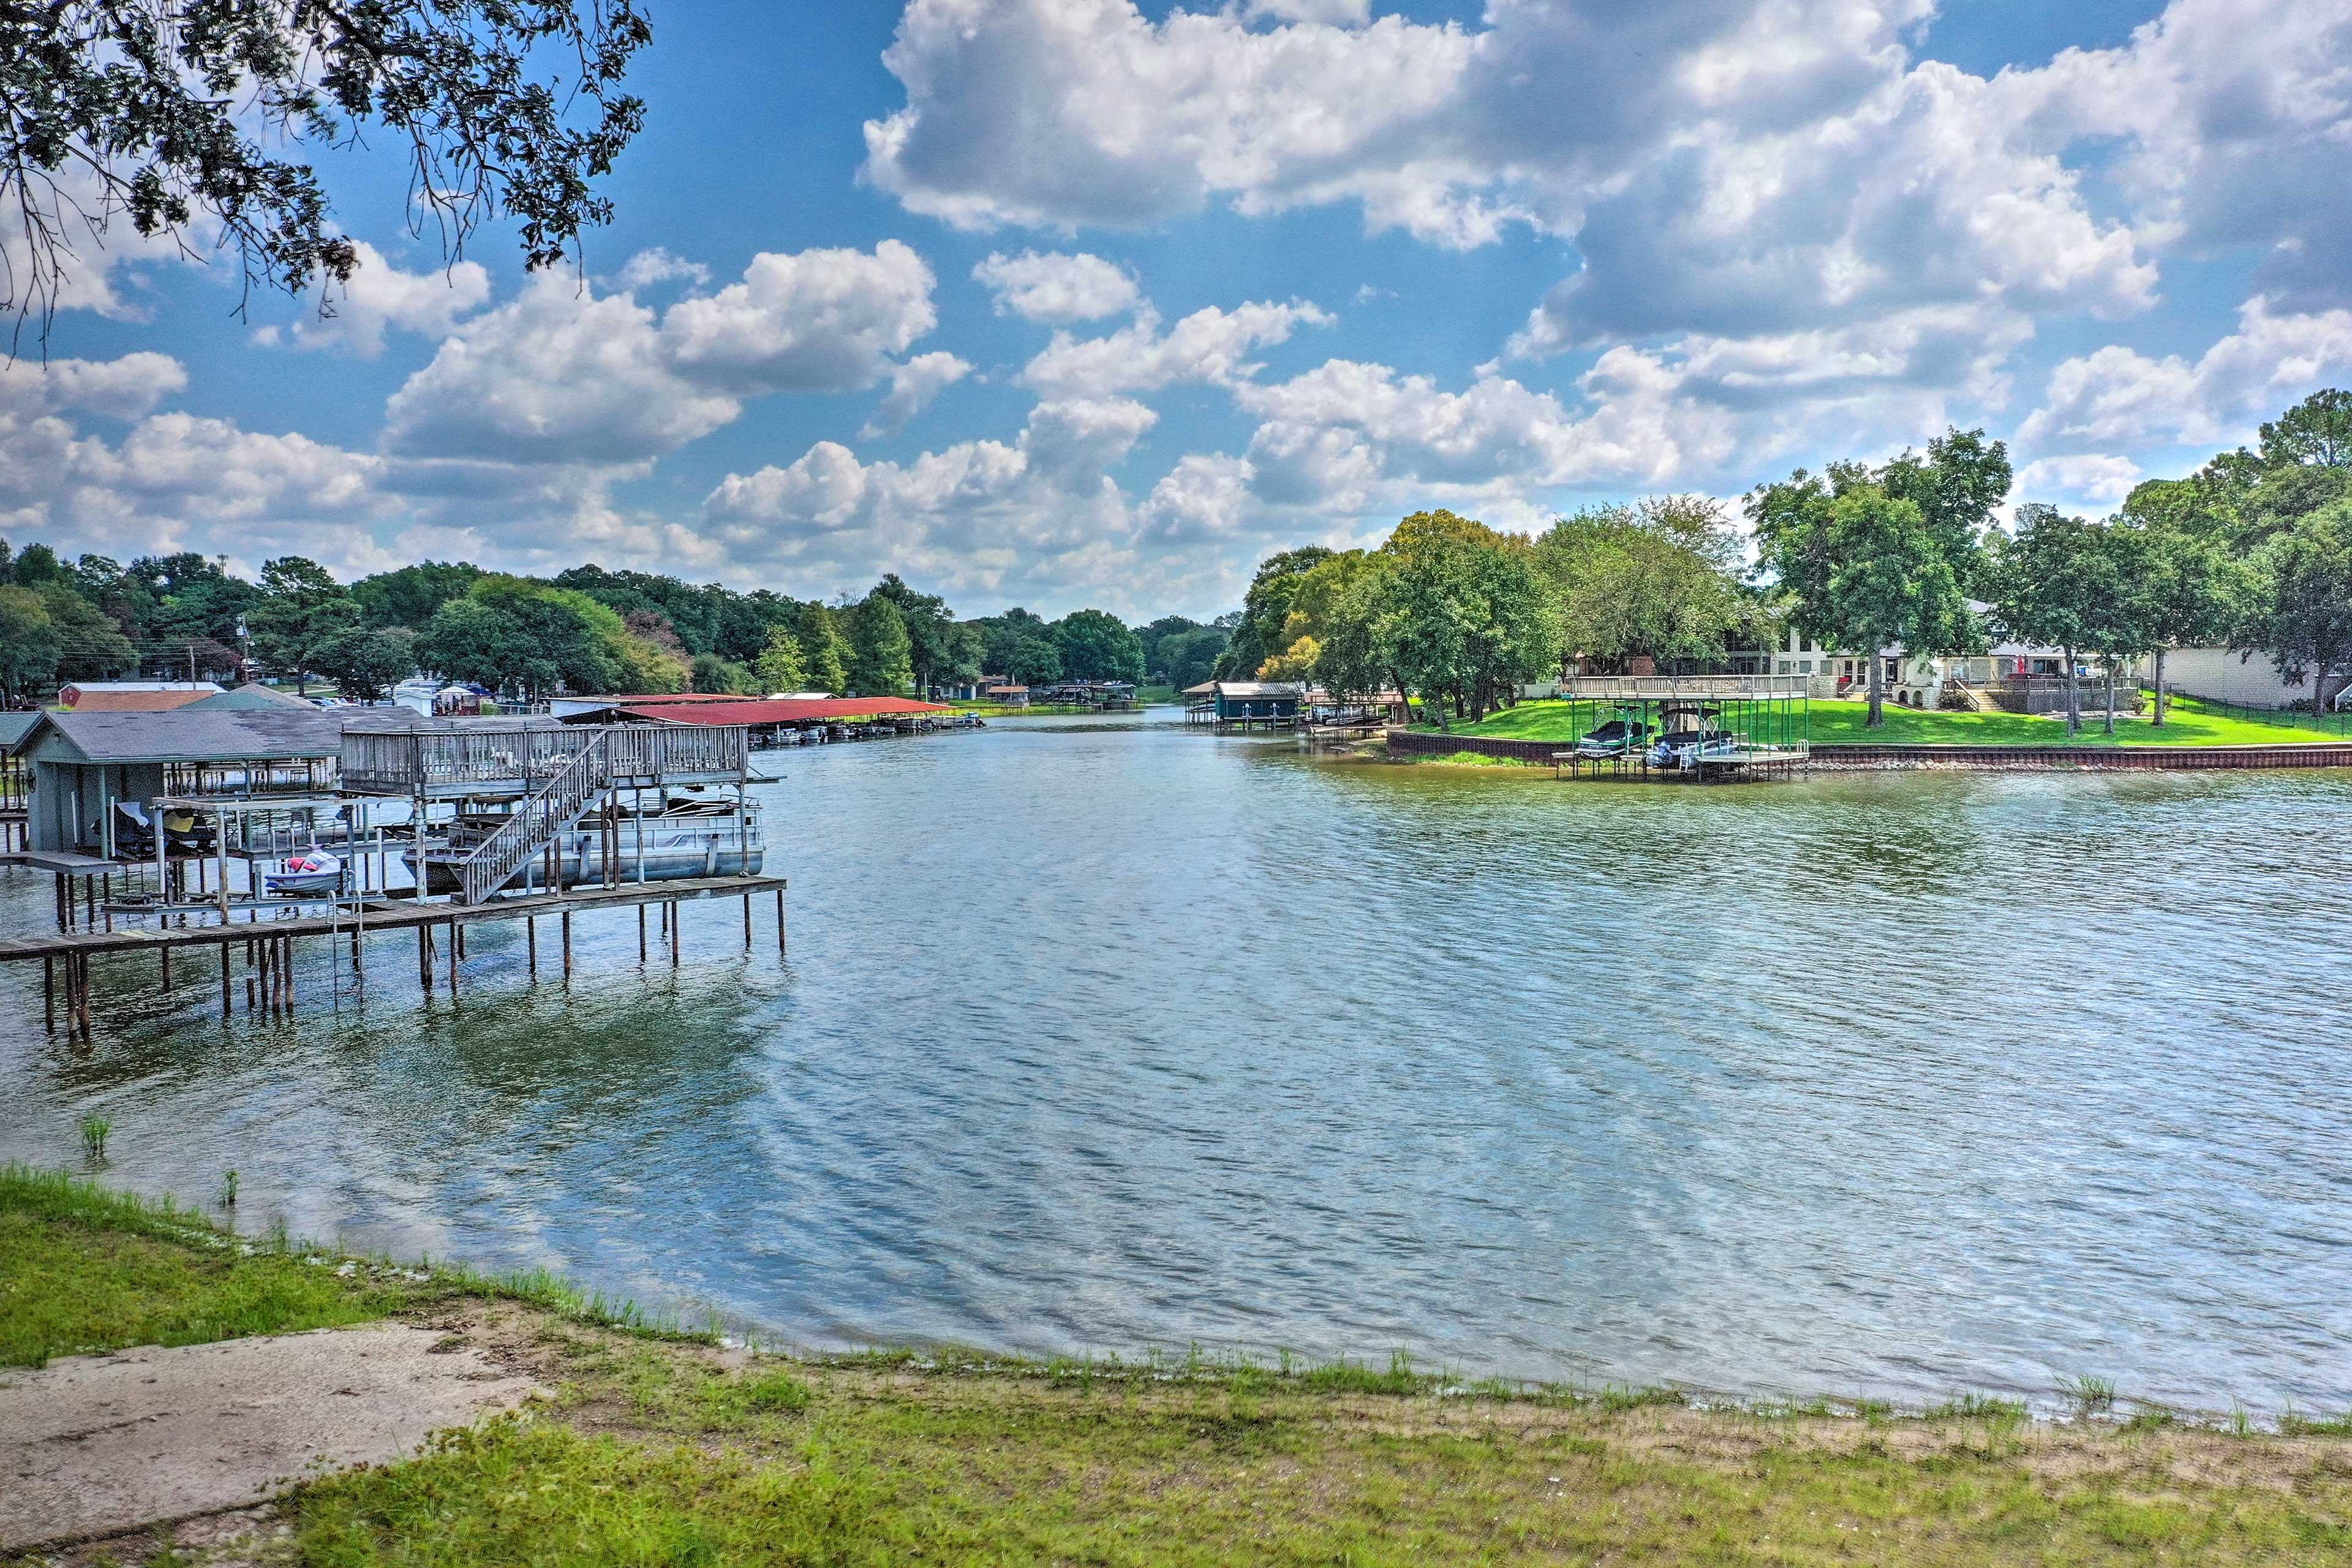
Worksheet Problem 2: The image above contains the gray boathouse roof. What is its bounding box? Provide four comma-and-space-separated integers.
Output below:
10, 706, 453, 764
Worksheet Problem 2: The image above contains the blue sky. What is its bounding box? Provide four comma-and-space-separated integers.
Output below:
6, 0, 2349, 621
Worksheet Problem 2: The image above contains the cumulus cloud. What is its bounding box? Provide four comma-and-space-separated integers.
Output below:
616, 247, 713, 291
254, 241, 491, 357
384, 241, 941, 463
858, 0, 2352, 370
2016, 296, 2352, 452
2014, 454, 2143, 508
0, 352, 186, 418
973, 250, 1144, 323
1020, 299, 1332, 397
694, 396, 1159, 597
861, 350, 973, 436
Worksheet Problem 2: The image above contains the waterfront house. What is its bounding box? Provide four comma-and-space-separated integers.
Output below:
984, 684, 1030, 708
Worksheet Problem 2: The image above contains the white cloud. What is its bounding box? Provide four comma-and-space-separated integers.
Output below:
2024, 0, 2352, 309
258, 241, 491, 357
1243, 1, 1370, 24
0, 353, 186, 419
973, 250, 1144, 323
862, 0, 1475, 237
861, 350, 973, 436
616, 247, 713, 290
1020, 299, 1332, 397
2016, 296, 2352, 451
2015, 454, 2143, 507
384, 241, 941, 463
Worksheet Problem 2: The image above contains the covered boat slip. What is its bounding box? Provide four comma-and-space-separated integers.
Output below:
6, 713, 767, 929
1547, 674, 1812, 782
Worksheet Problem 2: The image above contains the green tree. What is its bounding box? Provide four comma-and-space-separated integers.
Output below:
867, 575, 958, 692
413, 599, 552, 696
690, 653, 756, 695
2127, 517, 2245, 726
2252, 500, 2352, 720
1988, 505, 2114, 734
0, 584, 62, 701
848, 597, 914, 695
1752, 468, 1979, 728
1155, 625, 1230, 691
1050, 608, 1145, 682
3, 3, 650, 346
1875, 427, 2014, 594
310, 625, 415, 704
248, 556, 357, 693
752, 626, 807, 694
351, 562, 484, 629
971, 608, 1049, 676
1009, 635, 1063, 687
1372, 511, 1558, 723
37, 581, 137, 680
1534, 497, 1754, 673
1215, 548, 1335, 679
2259, 388, 2352, 470
796, 603, 850, 695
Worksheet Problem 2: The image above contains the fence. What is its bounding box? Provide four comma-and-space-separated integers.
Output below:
2155, 688, 2352, 737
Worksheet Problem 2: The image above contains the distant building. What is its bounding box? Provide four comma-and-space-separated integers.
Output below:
983, 684, 1030, 708
56, 682, 222, 713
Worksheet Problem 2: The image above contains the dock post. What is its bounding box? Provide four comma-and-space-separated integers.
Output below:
742, 892, 752, 950
447, 919, 459, 995
43, 956, 54, 1033
221, 941, 231, 1019
638, 905, 646, 962
78, 954, 93, 1038
561, 910, 573, 979
775, 888, 786, 956
527, 917, 537, 974
418, 925, 432, 990
669, 902, 679, 967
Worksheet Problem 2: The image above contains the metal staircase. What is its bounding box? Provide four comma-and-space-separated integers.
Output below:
455, 731, 611, 905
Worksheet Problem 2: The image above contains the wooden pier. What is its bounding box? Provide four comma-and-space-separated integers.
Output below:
0, 873, 786, 1039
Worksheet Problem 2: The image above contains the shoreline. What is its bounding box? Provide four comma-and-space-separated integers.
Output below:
1384, 726, 2352, 772
8, 1164, 2343, 1436
10, 1163, 2352, 1564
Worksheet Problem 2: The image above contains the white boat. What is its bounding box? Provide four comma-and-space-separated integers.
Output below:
264, 848, 345, 897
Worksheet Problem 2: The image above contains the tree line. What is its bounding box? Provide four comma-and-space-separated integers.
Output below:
0, 545, 1215, 709
1212, 389, 2352, 733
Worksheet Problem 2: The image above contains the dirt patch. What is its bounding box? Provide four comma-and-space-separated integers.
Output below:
0, 1323, 541, 1556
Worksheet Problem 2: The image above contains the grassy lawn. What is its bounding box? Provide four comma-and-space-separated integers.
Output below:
1431, 694, 2352, 748
10, 1166, 2352, 1564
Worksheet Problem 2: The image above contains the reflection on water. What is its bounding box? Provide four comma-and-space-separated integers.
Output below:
4, 709, 2350, 1414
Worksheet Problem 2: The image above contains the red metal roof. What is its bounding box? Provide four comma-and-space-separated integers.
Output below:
612, 696, 956, 725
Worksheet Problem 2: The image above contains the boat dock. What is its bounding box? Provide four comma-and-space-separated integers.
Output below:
2, 712, 793, 1038
0, 873, 787, 1038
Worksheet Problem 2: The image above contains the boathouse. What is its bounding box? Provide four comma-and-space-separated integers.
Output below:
1210, 680, 1305, 725
9, 709, 347, 858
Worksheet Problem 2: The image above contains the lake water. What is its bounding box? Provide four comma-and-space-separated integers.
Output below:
4, 709, 2349, 1415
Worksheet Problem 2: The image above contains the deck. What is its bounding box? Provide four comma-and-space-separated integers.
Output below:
339, 724, 747, 798
0, 874, 786, 964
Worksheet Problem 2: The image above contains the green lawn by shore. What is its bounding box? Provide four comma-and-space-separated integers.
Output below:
8, 1164, 2352, 1564
1428, 694, 2352, 748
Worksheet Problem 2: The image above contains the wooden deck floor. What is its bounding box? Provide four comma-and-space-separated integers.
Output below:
0, 875, 786, 964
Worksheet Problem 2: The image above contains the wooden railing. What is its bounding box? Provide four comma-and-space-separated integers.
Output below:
456, 733, 611, 905
341, 725, 745, 794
